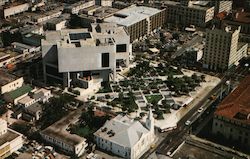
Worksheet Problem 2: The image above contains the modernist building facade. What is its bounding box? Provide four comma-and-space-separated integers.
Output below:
94, 109, 155, 159
42, 23, 131, 88
212, 76, 250, 147
203, 25, 248, 71
104, 5, 165, 42
163, 1, 214, 28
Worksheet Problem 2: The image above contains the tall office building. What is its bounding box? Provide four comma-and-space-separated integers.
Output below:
203, 25, 248, 71
163, 1, 214, 27
213, 1, 232, 15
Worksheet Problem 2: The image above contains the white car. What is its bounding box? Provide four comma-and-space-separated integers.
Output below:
198, 107, 204, 113
185, 120, 191, 126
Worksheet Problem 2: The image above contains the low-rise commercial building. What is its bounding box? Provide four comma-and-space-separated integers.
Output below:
0, 2, 29, 19
4, 85, 33, 104
163, 1, 214, 27
31, 10, 62, 23
78, 6, 118, 28
46, 17, 69, 31
18, 88, 52, 107
23, 102, 42, 121
212, 76, 250, 147
42, 23, 131, 88
40, 110, 88, 157
0, 52, 15, 68
64, 0, 95, 14
11, 42, 39, 54
0, 71, 24, 94
94, 110, 155, 159
0, 118, 23, 159
104, 5, 165, 42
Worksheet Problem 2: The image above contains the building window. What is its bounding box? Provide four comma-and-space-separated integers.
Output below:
116, 44, 127, 52
102, 53, 109, 67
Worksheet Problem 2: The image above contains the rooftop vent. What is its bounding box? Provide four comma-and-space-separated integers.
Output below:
101, 127, 107, 132
114, 13, 128, 18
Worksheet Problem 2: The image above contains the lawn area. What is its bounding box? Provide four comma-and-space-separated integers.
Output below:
70, 125, 95, 138
112, 97, 138, 112
146, 95, 163, 104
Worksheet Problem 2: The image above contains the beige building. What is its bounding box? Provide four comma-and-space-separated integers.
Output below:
31, 10, 62, 23
0, 2, 29, 19
203, 26, 248, 71
0, 119, 23, 159
0, 71, 24, 94
163, 1, 214, 27
64, 0, 95, 14
104, 5, 165, 42
40, 110, 88, 157
212, 76, 250, 147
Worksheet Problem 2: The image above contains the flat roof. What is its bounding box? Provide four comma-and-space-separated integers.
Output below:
5, 85, 33, 100
104, 5, 162, 27
0, 129, 21, 146
215, 76, 250, 125
41, 108, 86, 146
26, 103, 42, 113
0, 71, 20, 86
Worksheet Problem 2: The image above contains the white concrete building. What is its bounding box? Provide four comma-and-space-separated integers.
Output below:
64, 0, 95, 14
104, 5, 165, 42
203, 25, 248, 71
32, 10, 62, 23
0, 53, 15, 68
0, 71, 24, 94
42, 23, 131, 88
11, 42, 38, 54
18, 88, 52, 107
46, 18, 68, 31
94, 109, 155, 159
40, 110, 88, 157
0, 118, 23, 159
1, 2, 29, 19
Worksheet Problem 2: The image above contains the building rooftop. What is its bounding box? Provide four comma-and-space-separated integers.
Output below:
0, 129, 21, 146
1, 1, 28, 9
12, 42, 33, 50
163, 0, 212, 10
41, 108, 86, 146
94, 115, 149, 147
104, 5, 162, 27
18, 95, 33, 105
215, 76, 250, 125
5, 85, 33, 99
26, 103, 42, 113
233, 10, 250, 24
0, 71, 20, 86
